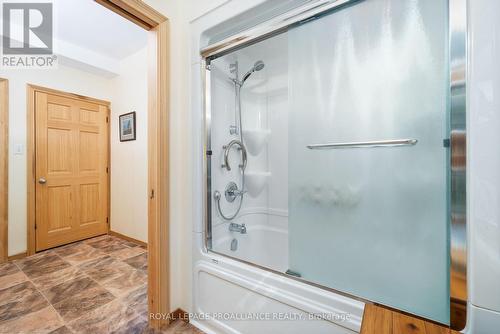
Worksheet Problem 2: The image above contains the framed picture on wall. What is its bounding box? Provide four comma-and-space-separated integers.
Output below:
119, 112, 136, 142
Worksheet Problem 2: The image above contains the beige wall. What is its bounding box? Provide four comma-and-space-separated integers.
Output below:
110, 47, 149, 243
144, 0, 193, 313
142, 0, 236, 315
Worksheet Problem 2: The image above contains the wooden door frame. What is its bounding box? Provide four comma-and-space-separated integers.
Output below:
0, 78, 8, 264
27, 84, 111, 254
93, 1, 170, 329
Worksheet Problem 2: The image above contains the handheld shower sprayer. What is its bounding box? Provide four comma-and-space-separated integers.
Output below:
241, 60, 265, 84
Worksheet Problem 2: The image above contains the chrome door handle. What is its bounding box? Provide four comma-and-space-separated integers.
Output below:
306, 139, 418, 150
38, 177, 47, 184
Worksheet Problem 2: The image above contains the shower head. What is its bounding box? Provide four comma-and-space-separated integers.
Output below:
241, 60, 265, 84
253, 60, 265, 71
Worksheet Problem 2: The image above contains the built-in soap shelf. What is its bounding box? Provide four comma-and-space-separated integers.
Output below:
245, 172, 271, 197
243, 129, 271, 156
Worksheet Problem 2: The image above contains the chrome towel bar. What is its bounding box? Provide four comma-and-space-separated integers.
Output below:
306, 139, 418, 150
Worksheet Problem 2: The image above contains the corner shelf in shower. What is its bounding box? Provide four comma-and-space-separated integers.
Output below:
245, 171, 271, 197
243, 129, 271, 156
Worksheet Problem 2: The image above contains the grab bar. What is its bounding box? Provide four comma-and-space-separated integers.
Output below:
222, 139, 248, 171
307, 139, 418, 150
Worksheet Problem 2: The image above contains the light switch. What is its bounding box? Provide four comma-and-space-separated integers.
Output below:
14, 144, 24, 155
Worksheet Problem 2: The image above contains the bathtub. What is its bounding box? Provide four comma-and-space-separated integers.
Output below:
211, 210, 289, 272
192, 210, 365, 334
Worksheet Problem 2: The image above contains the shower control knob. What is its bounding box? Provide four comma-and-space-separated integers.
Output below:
224, 182, 240, 203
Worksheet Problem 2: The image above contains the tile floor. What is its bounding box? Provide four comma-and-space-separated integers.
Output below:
0, 235, 202, 334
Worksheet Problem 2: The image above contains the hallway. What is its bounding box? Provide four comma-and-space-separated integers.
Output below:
0, 235, 200, 334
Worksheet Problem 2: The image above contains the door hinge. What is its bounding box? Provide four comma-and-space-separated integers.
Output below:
106, 167, 109, 173
106, 116, 109, 123
106, 217, 109, 224
35, 224, 37, 230
150, 189, 155, 199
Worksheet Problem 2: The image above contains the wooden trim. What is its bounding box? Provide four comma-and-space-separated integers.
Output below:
27, 86, 35, 256
94, 0, 166, 30
0, 79, 8, 264
147, 20, 170, 329
361, 304, 460, 334
27, 84, 111, 106
169, 308, 189, 323
8, 252, 27, 261
26, 84, 111, 256
106, 106, 111, 234
109, 230, 147, 248
95, 0, 152, 30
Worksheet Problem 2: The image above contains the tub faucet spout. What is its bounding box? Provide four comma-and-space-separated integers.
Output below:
229, 223, 247, 234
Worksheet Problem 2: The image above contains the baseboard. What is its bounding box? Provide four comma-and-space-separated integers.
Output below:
8, 252, 27, 261
108, 230, 147, 248
170, 308, 189, 323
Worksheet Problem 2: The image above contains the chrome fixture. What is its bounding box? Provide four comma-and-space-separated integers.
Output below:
229, 223, 247, 234
221, 139, 248, 171
213, 59, 261, 222
201, 0, 357, 58
241, 60, 265, 84
229, 61, 238, 74
229, 125, 238, 135
229, 60, 266, 135
38, 177, 47, 184
229, 61, 240, 135
307, 139, 418, 150
230, 238, 238, 251
449, 0, 467, 330
232, 60, 266, 87
224, 182, 246, 203
214, 181, 247, 221
285, 269, 302, 278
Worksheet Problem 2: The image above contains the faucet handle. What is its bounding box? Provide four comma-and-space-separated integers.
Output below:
232, 189, 247, 197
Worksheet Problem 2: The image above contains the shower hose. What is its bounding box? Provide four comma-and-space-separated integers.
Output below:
214, 169, 245, 221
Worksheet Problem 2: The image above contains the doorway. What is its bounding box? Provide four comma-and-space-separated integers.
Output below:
29, 85, 110, 251
17, 1, 170, 329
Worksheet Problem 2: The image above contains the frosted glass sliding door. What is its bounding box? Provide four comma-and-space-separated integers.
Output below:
288, 0, 449, 324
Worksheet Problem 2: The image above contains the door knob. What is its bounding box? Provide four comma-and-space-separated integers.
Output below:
38, 177, 47, 184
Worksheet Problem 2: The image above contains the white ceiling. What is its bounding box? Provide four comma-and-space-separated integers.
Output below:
55, 0, 148, 60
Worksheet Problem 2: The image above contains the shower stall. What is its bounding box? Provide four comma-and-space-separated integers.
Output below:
202, 0, 466, 330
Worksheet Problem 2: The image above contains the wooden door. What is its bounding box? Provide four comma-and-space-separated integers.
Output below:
35, 91, 109, 251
